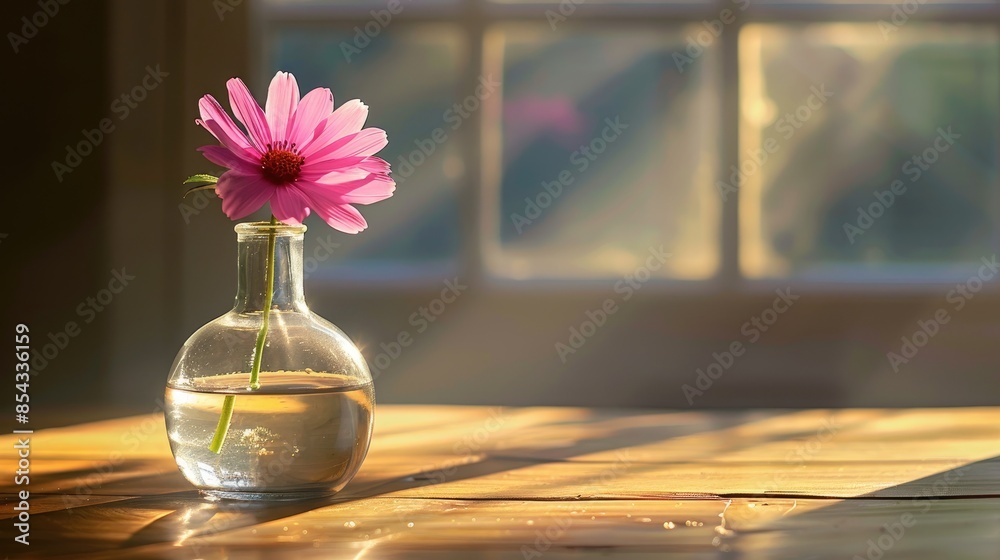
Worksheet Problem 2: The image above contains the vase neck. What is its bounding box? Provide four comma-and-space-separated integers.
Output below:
233, 223, 307, 313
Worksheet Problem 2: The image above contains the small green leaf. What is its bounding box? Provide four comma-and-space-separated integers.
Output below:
184, 174, 220, 185
183, 174, 220, 198
183, 183, 218, 198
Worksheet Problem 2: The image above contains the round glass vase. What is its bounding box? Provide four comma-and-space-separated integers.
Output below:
165, 222, 374, 501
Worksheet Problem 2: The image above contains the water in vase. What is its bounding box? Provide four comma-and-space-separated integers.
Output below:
165, 371, 374, 499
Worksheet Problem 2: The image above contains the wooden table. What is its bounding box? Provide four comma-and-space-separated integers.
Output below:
2, 406, 999, 559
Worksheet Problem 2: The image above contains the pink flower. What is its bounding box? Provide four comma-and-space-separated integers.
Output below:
196, 71, 395, 233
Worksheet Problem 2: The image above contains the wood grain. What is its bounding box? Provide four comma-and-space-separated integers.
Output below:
1, 406, 998, 558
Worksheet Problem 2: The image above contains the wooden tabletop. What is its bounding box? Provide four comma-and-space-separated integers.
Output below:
2, 406, 999, 559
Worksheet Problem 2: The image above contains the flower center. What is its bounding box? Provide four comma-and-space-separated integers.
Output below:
260, 141, 304, 183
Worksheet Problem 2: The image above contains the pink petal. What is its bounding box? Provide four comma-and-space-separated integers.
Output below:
300, 100, 369, 157
288, 88, 334, 148
317, 202, 368, 234
307, 128, 388, 166
299, 174, 392, 232
198, 145, 259, 173
358, 156, 391, 175
301, 173, 395, 206
216, 172, 275, 220
301, 166, 368, 183
227, 78, 272, 152
197, 95, 260, 162
300, 157, 369, 179
300, 155, 390, 178
328, 175, 396, 205
198, 119, 260, 165
265, 71, 299, 142
340, 183, 395, 206
270, 185, 312, 225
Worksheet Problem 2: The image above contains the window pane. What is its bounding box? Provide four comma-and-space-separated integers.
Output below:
268, 26, 463, 268
739, 23, 1000, 279
487, 26, 720, 279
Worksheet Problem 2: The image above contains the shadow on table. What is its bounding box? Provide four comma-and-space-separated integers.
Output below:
11, 459, 188, 496
732, 454, 1000, 560
14, 408, 812, 558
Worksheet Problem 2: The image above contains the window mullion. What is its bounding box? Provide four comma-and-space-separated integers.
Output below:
463, 0, 487, 286
719, 16, 743, 286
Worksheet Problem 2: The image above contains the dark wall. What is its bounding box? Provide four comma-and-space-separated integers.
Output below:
3, 0, 110, 420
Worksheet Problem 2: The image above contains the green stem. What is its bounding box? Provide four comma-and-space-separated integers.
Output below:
209, 395, 235, 453
209, 215, 278, 454
249, 215, 279, 390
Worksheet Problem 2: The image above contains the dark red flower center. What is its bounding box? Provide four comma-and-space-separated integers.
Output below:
260, 141, 304, 184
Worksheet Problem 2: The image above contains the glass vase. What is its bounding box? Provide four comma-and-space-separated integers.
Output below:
165, 222, 374, 500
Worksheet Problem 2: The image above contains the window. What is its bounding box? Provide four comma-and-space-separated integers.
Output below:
255, 0, 1000, 287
